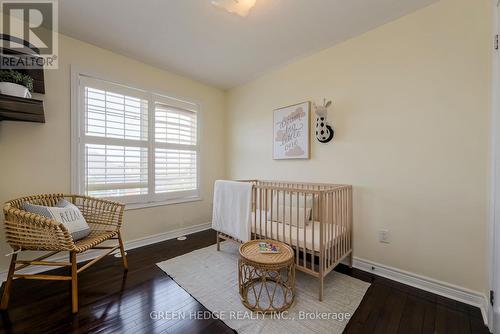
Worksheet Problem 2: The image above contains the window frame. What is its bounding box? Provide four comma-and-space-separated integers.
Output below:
71, 68, 202, 210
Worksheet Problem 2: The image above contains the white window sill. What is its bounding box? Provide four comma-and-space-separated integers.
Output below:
124, 196, 202, 211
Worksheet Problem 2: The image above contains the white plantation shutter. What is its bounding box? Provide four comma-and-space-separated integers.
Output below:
85, 144, 149, 197
74, 75, 200, 206
154, 102, 198, 196
154, 103, 197, 145
155, 149, 197, 193
85, 87, 148, 141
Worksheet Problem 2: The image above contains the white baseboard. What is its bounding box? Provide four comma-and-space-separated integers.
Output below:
124, 222, 212, 251
0, 222, 212, 282
352, 257, 490, 326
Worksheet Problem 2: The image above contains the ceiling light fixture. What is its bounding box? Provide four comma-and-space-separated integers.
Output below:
212, 0, 256, 17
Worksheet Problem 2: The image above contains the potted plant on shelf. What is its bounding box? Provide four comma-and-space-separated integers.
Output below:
0, 70, 34, 98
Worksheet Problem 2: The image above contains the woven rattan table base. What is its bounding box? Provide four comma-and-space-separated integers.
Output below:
238, 240, 295, 313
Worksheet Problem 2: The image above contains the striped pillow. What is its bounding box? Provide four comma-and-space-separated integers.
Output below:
22, 199, 91, 241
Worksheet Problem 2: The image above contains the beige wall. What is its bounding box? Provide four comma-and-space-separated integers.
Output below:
226, 0, 491, 293
0, 34, 226, 270
0, 0, 492, 297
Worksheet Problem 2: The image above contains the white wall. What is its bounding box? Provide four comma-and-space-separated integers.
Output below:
0, 34, 226, 270
226, 0, 491, 294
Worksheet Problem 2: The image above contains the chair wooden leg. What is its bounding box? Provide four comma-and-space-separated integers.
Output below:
117, 232, 128, 271
70, 251, 78, 314
0, 253, 17, 310
216, 232, 220, 251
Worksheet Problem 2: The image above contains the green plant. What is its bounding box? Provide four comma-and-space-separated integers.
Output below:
0, 70, 34, 92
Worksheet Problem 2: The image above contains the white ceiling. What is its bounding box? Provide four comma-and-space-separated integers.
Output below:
59, 0, 437, 89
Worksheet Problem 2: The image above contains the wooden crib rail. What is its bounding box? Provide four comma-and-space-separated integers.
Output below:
322, 186, 353, 277
233, 180, 353, 301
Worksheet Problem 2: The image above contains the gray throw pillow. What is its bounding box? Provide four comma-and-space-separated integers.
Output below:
22, 199, 91, 241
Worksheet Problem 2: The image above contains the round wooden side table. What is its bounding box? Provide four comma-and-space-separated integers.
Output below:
238, 239, 295, 313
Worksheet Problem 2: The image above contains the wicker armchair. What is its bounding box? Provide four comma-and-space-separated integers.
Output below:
1, 194, 127, 313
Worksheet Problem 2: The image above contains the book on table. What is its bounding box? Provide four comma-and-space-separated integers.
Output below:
258, 242, 280, 254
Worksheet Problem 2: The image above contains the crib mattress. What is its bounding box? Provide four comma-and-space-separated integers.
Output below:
251, 220, 347, 253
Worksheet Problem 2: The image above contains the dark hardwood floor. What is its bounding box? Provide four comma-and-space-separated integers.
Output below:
0, 229, 490, 334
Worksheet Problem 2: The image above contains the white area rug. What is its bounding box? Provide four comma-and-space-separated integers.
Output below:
156, 242, 370, 334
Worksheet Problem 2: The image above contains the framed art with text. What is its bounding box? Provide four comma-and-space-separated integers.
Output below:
273, 101, 310, 160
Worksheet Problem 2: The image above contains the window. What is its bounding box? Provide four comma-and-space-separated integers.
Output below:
72, 74, 200, 207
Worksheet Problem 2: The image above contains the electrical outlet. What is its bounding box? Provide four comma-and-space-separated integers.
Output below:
378, 230, 390, 244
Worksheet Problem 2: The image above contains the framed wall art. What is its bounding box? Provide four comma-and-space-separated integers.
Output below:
273, 101, 310, 160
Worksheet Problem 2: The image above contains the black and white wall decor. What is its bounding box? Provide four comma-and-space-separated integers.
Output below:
313, 99, 334, 143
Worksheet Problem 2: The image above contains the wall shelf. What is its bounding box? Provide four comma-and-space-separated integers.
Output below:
0, 94, 44, 123
0, 34, 45, 123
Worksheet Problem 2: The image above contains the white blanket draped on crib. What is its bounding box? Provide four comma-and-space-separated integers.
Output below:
211, 180, 252, 242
